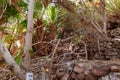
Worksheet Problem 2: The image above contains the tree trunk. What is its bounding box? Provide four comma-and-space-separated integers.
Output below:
22, 0, 35, 70
0, 39, 25, 80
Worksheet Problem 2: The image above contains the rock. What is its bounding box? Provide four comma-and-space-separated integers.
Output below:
71, 72, 77, 79
73, 66, 84, 74
77, 73, 85, 80
85, 73, 97, 80
91, 66, 110, 77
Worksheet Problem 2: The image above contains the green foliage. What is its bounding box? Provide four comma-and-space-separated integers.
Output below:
0, 0, 7, 7
29, 48, 34, 54
43, 3, 58, 24
19, 19, 27, 28
14, 53, 23, 65
14, 47, 24, 65
3, 34, 15, 48
50, 5, 57, 22
17, 0, 28, 12
3, 34, 15, 43
15, 55, 22, 64
106, 0, 120, 13
18, 0, 28, 7
56, 32, 63, 39
4, 4, 18, 18
0, 26, 6, 31
34, 0, 43, 18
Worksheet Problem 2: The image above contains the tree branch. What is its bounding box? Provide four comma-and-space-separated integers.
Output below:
0, 39, 25, 80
